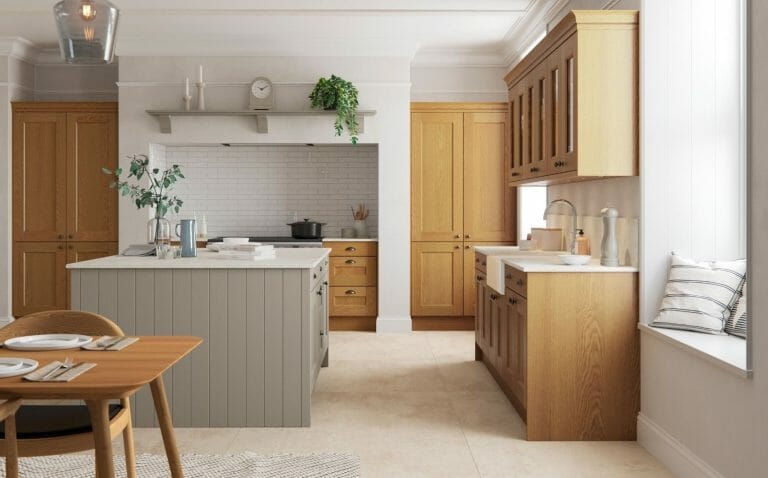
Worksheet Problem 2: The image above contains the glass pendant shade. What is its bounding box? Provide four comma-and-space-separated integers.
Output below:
53, 0, 119, 64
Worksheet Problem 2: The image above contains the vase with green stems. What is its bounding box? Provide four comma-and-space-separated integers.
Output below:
103, 154, 185, 249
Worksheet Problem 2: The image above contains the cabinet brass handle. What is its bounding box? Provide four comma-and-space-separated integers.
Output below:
509, 298, 517, 305
530, 167, 539, 173
477, 276, 484, 281
345, 246, 356, 252
345, 259, 356, 264
454, 245, 460, 249
511, 172, 520, 177
516, 279, 524, 286
465, 234, 471, 239
490, 294, 498, 301
57, 234, 63, 240
345, 289, 357, 295
465, 245, 471, 249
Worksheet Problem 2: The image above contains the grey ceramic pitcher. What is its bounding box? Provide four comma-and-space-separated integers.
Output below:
175, 219, 197, 257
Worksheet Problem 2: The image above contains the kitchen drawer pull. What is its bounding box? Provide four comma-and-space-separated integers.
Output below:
345, 246, 357, 252
509, 298, 517, 305
511, 172, 520, 177
345, 259, 356, 264
490, 294, 498, 301
345, 289, 357, 295
530, 167, 539, 173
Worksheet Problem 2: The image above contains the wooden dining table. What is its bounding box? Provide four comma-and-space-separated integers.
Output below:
0, 336, 201, 478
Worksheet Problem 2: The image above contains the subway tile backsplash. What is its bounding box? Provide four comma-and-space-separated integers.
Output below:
161, 145, 378, 239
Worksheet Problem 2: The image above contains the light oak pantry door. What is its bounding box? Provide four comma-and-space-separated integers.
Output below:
411, 242, 463, 316
66, 112, 118, 241
12, 112, 67, 242
12, 242, 68, 317
463, 111, 515, 242
411, 112, 464, 241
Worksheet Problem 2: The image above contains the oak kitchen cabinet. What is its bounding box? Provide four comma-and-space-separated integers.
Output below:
474, 251, 640, 441
12, 102, 118, 317
506, 10, 638, 186
411, 103, 515, 325
323, 240, 378, 331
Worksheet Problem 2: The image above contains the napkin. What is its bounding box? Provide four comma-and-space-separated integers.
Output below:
82, 336, 139, 351
24, 361, 96, 382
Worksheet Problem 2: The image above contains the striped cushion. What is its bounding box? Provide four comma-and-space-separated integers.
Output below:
651, 253, 746, 334
725, 281, 748, 338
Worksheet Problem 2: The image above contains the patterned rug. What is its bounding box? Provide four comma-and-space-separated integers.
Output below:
2, 452, 361, 477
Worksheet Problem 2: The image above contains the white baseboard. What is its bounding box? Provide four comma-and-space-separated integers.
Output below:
637, 413, 725, 478
375, 316, 412, 333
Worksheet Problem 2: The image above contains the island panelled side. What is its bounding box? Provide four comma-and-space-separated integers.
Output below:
69, 257, 329, 428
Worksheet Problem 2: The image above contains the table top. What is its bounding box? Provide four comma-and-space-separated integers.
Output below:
0, 336, 201, 400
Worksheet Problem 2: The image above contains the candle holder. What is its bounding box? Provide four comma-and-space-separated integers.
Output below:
196, 82, 206, 111
182, 94, 192, 111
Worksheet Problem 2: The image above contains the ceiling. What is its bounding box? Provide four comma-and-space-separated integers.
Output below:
0, 0, 561, 65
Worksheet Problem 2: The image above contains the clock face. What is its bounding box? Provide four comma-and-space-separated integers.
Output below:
251, 79, 272, 99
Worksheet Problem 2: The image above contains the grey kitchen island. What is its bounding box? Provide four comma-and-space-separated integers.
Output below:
66, 248, 330, 427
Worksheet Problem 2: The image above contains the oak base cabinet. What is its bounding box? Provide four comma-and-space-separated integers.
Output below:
324, 241, 378, 331
476, 260, 639, 441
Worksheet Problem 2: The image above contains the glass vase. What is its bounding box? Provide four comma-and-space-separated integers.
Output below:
147, 216, 171, 246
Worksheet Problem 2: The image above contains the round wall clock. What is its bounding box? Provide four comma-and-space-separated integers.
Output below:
249, 76, 274, 110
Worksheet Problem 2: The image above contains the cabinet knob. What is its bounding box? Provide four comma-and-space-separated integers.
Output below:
505, 273, 512, 279
68, 234, 74, 239
529, 167, 539, 173
490, 294, 498, 301
57, 245, 64, 250
57, 234, 63, 240
454, 234, 461, 239
516, 279, 524, 286
323, 281, 328, 285
313, 273, 317, 279
345, 289, 357, 295
454, 245, 460, 250
465, 234, 471, 239
345, 259, 356, 264
511, 172, 520, 177
509, 298, 517, 305
482, 261, 486, 266
477, 276, 484, 281
345, 246, 356, 252
68, 245, 73, 250
465, 245, 471, 249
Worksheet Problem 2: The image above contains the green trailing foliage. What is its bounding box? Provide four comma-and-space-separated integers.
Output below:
309, 74, 360, 144
102, 154, 185, 218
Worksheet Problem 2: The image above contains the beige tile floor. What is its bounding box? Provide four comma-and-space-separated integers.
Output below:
124, 331, 673, 478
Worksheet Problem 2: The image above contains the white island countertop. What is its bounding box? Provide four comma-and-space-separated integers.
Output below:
322, 238, 377, 242
66, 248, 331, 270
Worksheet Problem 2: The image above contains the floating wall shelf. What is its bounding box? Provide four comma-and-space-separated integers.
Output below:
145, 109, 377, 134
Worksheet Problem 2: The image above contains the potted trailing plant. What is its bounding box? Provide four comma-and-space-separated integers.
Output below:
309, 74, 360, 144
103, 154, 185, 246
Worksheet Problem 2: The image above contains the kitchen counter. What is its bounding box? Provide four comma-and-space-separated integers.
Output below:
322, 238, 378, 242
502, 256, 639, 273
68, 248, 330, 428
66, 248, 330, 270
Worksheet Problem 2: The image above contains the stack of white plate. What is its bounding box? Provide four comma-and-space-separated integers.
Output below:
218, 245, 277, 261
0, 357, 38, 378
4, 334, 93, 351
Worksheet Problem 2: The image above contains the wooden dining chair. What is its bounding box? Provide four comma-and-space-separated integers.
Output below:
0, 310, 136, 478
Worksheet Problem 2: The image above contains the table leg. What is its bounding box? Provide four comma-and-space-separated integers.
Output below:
150, 376, 184, 478
86, 400, 115, 478
120, 398, 137, 478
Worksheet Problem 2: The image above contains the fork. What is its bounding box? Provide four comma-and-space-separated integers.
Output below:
41, 357, 75, 381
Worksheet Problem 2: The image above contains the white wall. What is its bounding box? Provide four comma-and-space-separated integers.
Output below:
162, 144, 378, 239
410, 65, 508, 102
33, 62, 118, 101
637, 1, 762, 477
118, 56, 412, 331
0, 52, 34, 322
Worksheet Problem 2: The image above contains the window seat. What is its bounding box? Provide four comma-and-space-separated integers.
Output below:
639, 323, 750, 378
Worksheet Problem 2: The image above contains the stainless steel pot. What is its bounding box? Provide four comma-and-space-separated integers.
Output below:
287, 219, 325, 239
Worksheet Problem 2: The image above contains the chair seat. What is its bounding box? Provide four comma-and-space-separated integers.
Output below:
0, 405, 123, 440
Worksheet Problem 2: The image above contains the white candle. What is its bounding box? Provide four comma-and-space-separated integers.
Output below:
198, 65, 203, 83
185, 77, 189, 96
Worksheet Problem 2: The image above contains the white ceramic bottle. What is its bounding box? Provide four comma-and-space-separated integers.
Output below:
600, 207, 619, 267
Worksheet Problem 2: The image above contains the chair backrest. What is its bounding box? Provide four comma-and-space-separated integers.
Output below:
0, 310, 124, 342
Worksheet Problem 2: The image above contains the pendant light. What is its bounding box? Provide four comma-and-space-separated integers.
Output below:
53, 0, 120, 64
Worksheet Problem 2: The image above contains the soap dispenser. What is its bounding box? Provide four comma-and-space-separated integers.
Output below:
600, 207, 619, 266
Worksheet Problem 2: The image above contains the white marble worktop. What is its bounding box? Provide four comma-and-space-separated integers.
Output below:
66, 248, 331, 269
322, 238, 378, 242
501, 256, 639, 273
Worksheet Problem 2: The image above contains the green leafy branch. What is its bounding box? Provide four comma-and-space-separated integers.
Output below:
309, 75, 360, 144
102, 154, 185, 218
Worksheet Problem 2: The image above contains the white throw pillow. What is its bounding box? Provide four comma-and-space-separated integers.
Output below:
725, 280, 748, 339
652, 253, 746, 334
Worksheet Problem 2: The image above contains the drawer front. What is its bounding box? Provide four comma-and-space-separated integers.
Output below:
310, 256, 330, 290
325, 241, 378, 257
329, 256, 377, 286
504, 265, 527, 298
329, 286, 377, 316
475, 252, 488, 273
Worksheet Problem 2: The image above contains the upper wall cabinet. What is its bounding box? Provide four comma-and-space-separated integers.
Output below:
505, 10, 638, 186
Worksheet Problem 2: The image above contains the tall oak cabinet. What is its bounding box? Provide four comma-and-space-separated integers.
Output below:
12, 102, 118, 317
411, 103, 515, 325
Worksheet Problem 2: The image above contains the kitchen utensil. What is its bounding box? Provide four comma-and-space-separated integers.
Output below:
558, 254, 592, 266
175, 219, 198, 257
41, 357, 74, 380
601, 207, 619, 266
531, 228, 563, 251
4, 334, 93, 351
287, 218, 325, 239
0, 358, 37, 378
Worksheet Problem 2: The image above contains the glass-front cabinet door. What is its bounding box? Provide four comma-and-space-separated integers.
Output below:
509, 81, 526, 181
558, 34, 578, 173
